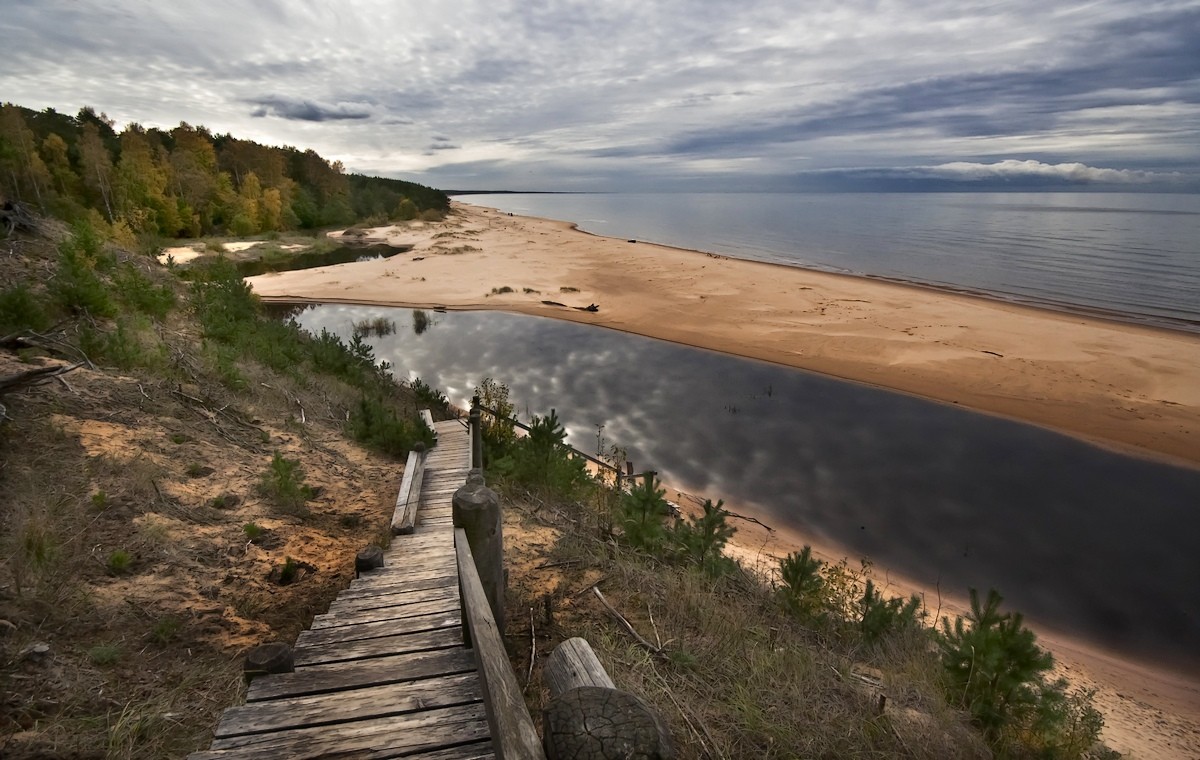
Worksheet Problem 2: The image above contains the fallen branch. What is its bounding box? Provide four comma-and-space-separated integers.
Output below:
592, 586, 665, 658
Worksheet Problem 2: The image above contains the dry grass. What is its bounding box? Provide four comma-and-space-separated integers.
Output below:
502, 493, 991, 759
0, 228, 420, 757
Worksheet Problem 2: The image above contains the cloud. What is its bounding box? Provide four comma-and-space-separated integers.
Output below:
248, 96, 374, 122
915, 160, 1180, 184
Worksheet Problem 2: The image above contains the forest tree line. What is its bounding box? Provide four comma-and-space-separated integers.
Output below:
0, 103, 448, 244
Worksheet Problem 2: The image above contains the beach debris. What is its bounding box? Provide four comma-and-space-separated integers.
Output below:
542, 300, 567, 307
981, 350, 1004, 357
628, 239, 637, 243
574, 303, 600, 312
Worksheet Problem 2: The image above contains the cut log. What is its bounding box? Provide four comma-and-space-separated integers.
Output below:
544, 637, 615, 698
542, 686, 674, 760
354, 545, 384, 576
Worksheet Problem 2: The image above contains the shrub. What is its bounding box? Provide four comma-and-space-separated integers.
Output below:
939, 588, 1054, 740
259, 451, 314, 516
347, 395, 434, 458
88, 644, 121, 666
476, 377, 516, 463
51, 234, 114, 318
778, 546, 827, 621
106, 548, 133, 575
113, 264, 175, 319
502, 409, 590, 497
618, 474, 671, 552
669, 498, 736, 576
242, 523, 264, 543
409, 377, 449, 413
0, 284, 50, 334
858, 579, 923, 645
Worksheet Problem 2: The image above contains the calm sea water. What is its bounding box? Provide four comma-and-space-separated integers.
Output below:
461, 193, 1200, 331
292, 304, 1200, 676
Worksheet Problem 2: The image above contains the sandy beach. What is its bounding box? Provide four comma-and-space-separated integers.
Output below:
246, 201, 1200, 757
251, 202, 1200, 469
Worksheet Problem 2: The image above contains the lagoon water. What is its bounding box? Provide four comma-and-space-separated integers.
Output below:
292, 304, 1200, 676
462, 192, 1200, 331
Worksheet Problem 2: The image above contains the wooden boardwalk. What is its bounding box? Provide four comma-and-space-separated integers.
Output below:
191, 419, 496, 759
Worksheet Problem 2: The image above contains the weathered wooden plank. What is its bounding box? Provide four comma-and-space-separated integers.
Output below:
341, 573, 458, 600
204, 703, 491, 757
293, 625, 463, 668
420, 409, 436, 431
311, 595, 461, 630
387, 744, 494, 760
219, 671, 482, 737
297, 609, 460, 649
327, 584, 459, 616
250, 644, 475, 701
393, 448, 428, 535
455, 529, 547, 759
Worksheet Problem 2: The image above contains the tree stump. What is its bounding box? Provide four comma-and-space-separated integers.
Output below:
543, 686, 675, 760
244, 642, 293, 682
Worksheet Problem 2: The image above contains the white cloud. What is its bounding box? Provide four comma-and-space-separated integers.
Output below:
922, 160, 1183, 184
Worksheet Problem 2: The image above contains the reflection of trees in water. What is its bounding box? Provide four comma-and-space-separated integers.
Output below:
412, 309, 430, 335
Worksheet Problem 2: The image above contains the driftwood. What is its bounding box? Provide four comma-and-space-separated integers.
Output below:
1, 200, 40, 237
0, 362, 84, 421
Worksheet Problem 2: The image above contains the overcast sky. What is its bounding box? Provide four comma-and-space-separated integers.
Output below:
3, 0, 1198, 191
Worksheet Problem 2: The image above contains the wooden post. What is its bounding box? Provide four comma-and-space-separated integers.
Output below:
469, 394, 483, 470
243, 642, 293, 682
544, 638, 615, 696
452, 476, 504, 631
354, 545, 384, 577
644, 470, 657, 490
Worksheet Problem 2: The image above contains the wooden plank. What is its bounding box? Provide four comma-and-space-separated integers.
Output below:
455, 529, 546, 759
341, 572, 458, 599
311, 595, 461, 630
293, 625, 463, 668
204, 703, 491, 757
297, 609, 460, 649
327, 584, 459, 616
420, 408, 436, 431
398, 742, 494, 760
219, 672, 482, 737
392, 448, 427, 535
250, 645, 475, 701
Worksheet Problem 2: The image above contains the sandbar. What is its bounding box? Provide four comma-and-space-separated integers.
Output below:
246, 202, 1200, 756
249, 201, 1200, 469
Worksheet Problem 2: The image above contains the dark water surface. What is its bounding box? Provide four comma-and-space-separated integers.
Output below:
234, 242, 408, 277
293, 303, 1200, 676
463, 193, 1200, 331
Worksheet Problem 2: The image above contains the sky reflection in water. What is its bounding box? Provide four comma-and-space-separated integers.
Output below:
294, 304, 1200, 674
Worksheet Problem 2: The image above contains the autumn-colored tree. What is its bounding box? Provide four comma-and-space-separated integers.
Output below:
0, 103, 52, 208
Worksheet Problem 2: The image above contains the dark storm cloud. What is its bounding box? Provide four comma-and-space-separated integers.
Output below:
248, 96, 374, 122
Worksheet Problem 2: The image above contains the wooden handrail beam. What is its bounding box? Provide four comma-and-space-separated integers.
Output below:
455, 527, 545, 760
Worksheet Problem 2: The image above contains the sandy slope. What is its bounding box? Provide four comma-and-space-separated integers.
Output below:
247, 202, 1200, 757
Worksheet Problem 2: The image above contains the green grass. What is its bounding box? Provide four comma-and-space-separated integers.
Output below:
106, 548, 134, 575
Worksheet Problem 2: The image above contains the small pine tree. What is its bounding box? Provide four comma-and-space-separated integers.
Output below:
939, 588, 1053, 739
619, 474, 671, 552
858, 579, 924, 645
669, 498, 736, 576
778, 546, 827, 620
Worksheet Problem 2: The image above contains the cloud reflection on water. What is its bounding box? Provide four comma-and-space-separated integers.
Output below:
295, 304, 1200, 674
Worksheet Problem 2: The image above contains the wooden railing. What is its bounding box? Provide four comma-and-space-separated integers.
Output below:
455, 527, 546, 760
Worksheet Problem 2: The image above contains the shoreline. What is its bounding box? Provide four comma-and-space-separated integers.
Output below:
244, 204, 1200, 756
248, 202, 1200, 470
660, 483, 1200, 760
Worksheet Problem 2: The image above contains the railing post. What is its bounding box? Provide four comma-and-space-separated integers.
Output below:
453, 472, 504, 633
469, 394, 483, 471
